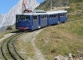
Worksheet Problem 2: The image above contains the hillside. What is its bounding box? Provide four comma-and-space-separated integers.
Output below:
36, 0, 83, 11
14, 2, 83, 60
35, 2, 83, 60
0, 1, 83, 60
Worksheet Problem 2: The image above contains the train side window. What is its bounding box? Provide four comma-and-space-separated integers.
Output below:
41, 15, 47, 20
33, 16, 38, 21
51, 15, 53, 18
50, 14, 57, 19
60, 14, 66, 17
16, 15, 22, 21
49, 15, 52, 19
54, 14, 58, 18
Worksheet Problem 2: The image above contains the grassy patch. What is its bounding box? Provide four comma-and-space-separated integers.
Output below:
15, 39, 35, 59
25, 41, 35, 58
35, 6, 83, 59
64, 20, 83, 36
35, 21, 83, 60
0, 25, 17, 39
0, 31, 9, 38
0, 30, 17, 39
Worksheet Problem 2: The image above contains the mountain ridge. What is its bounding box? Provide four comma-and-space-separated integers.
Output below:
36, 0, 83, 11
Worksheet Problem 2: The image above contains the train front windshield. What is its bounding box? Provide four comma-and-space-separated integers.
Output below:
16, 15, 30, 22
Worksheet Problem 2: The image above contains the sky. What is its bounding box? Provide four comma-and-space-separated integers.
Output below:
0, 0, 44, 14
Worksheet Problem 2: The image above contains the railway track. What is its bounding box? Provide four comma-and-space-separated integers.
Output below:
1, 32, 24, 60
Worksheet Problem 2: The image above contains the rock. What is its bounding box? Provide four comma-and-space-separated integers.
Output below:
68, 53, 73, 60
54, 55, 64, 60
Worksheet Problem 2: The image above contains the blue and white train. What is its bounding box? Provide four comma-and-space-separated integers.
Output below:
16, 10, 67, 30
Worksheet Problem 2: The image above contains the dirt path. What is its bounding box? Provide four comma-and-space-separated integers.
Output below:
30, 30, 46, 60
19, 29, 46, 60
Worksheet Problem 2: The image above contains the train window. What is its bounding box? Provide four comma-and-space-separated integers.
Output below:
60, 14, 66, 17
24, 16, 30, 21
49, 14, 57, 19
54, 15, 58, 18
16, 15, 30, 22
16, 15, 22, 21
41, 15, 47, 20
33, 16, 38, 21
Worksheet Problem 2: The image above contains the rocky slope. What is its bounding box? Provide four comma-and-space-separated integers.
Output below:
36, 0, 69, 10
36, 0, 83, 10
0, 14, 4, 24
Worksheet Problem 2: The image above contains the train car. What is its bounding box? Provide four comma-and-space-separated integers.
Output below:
58, 10, 68, 23
16, 13, 32, 30
39, 13, 48, 28
16, 10, 68, 31
16, 13, 48, 30
47, 11, 59, 25
16, 13, 39, 30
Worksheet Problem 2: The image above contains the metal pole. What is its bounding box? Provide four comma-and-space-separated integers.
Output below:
50, 0, 52, 11
22, 0, 24, 13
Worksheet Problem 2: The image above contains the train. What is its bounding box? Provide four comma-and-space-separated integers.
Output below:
16, 10, 68, 31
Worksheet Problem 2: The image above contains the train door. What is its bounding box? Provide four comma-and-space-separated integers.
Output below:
32, 15, 39, 30
40, 15, 48, 27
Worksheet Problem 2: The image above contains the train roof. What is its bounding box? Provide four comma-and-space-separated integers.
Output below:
47, 10, 67, 14
56, 10, 67, 13
16, 13, 47, 15
32, 10, 46, 13
16, 10, 67, 15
